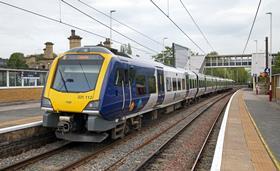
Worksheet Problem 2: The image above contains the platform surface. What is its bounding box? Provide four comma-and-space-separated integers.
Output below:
243, 90, 280, 161
0, 102, 42, 128
219, 89, 279, 171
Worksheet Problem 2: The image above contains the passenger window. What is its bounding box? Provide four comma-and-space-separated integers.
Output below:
114, 69, 124, 86
136, 74, 146, 96
172, 78, 177, 91
166, 77, 172, 92
182, 79, 185, 90
148, 76, 156, 94
178, 78, 181, 90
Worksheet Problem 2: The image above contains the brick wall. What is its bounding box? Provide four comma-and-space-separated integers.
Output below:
0, 88, 43, 103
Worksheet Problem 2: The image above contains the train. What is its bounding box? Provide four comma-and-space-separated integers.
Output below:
41, 45, 234, 142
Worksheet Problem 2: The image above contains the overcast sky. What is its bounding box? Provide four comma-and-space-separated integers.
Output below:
0, 0, 279, 58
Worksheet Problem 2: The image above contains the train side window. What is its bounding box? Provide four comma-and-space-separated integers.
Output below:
182, 79, 185, 90
166, 77, 172, 92
148, 76, 156, 94
136, 74, 146, 96
178, 78, 181, 90
192, 79, 194, 88
114, 69, 124, 86
172, 78, 177, 91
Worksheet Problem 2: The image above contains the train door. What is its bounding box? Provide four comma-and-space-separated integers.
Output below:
156, 69, 165, 105
110, 62, 131, 119
185, 74, 189, 96
122, 63, 132, 116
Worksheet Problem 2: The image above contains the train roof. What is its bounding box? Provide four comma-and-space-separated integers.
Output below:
68, 46, 234, 82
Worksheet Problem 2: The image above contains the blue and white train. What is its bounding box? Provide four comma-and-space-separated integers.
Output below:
41, 46, 234, 142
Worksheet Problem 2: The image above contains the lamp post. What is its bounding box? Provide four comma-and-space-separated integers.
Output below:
266, 12, 272, 101
110, 10, 116, 41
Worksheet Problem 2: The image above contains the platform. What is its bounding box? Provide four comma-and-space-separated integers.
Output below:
0, 102, 42, 128
211, 89, 280, 171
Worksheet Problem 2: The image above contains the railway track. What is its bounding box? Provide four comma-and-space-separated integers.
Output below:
58, 91, 233, 171
0, 91, 234, 171
0, 141, 73, 171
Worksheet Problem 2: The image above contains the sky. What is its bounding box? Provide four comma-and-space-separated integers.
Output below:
0, 0, 279, 59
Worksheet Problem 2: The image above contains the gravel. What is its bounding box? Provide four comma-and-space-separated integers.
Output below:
78, 94, 226, 171
0, 140, 67, 169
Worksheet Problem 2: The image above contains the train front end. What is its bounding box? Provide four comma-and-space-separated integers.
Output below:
41, 47, 113, 142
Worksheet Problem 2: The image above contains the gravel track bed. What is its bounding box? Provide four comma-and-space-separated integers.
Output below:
144, 94, 231, 171
0, 140, 66, 169
194, 105, 226, 171
77, 94, 225, 171
22, 141, 109, 170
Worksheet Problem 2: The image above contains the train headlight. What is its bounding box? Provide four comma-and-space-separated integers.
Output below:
41, 97, 53, 109
84, 101, 99, 110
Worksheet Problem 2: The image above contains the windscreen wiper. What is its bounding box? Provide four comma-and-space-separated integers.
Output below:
58, 68, 68, 92
79, 62, 91, 89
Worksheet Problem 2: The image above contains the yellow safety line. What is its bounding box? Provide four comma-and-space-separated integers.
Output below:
242, 94, 280, 171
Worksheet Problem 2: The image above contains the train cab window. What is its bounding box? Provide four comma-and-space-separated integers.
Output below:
166, 77, 172, 92
182, 79, 186, 90
172, 78, 177, 91
136, 74, 146, 96
115, 69, 124, 86
148, 76, 156, 94
178, 78, 181, 90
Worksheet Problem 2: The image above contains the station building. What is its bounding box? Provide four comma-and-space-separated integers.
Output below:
0, 30, 83, 103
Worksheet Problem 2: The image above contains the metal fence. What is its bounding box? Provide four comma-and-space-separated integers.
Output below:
0, 68, 48, 89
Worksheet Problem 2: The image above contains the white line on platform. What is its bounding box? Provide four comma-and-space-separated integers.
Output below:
0, 121, 42, 134
210, 90, 239, 171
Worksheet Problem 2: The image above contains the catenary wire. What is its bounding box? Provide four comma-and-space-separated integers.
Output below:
179, 0, 215, 52
61, 0, 159, 54
0, 0, 155, 55
242, 0, 262, 54
150, 0, 206, 54
77, 0, 163, 46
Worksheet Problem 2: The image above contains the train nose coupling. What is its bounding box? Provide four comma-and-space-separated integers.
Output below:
57, 121, 72, 133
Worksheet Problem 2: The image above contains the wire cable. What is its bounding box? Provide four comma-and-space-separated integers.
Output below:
0, 0, 154, 54
150, 0, 206, 54
179, 0, 215, 52
242, 0, 262, 54
77, 0, 162, 46
61, 0, 159, 54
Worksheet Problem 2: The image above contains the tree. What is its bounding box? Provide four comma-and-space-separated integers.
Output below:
272, 52, 280, 74
152, 46, 174, 66
204, 67, 250, 84
207, 51, 218, 56
7, 52, 28, 69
